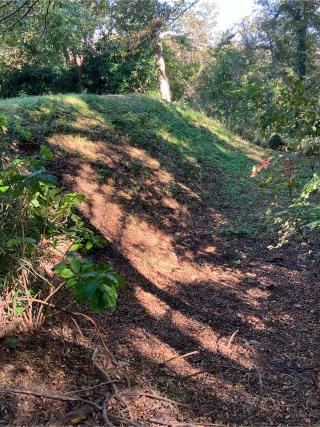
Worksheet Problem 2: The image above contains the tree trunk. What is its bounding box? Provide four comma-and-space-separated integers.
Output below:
63, 47, 84, 92
283, 1, 308, 80
156, 41, 171, 102
296, 20, 307, 79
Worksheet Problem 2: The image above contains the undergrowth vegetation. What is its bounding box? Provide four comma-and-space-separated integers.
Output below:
0, 138, 124, 329
253, 152, 320, 255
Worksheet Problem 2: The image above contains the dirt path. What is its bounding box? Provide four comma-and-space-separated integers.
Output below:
1, 95, 319, 426
51, 124, 319, 425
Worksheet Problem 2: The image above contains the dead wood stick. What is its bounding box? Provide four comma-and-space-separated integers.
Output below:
65, 381, 123, 395
46, 403, 99, 427
110, 414, 141, 426
102, 396, 115, 427
91, 348, 116, 427
92, 347, 128, 417
227, 330, 238, 349
92, 348, 119, 396
2, 389, 102, 410
119, 391, 191, 408
160, 351, 199, 365
98, 333, 119, 365
21, 270, 33, 327
71, 315, 86, 338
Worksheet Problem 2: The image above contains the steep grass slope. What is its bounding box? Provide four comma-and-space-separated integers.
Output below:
0, 93, 266, 236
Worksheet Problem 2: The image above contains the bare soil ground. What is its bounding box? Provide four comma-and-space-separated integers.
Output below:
0, 95, 319, 426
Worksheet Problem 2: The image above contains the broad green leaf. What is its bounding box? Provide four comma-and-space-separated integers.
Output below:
106, 272, 125, 289
66, 278, 77, 288
76, 280, 98, 303
71, 258, 82, 274
40, 145, 54, 161
59, 268, 74, 278
54, 263, 68, 274
85, 241, 93, 250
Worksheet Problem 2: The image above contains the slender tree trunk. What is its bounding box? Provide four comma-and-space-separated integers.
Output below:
296, 20, 307, 79
156, 41, 171, 102
284, 1, 308, 80
63, 47, 84, 92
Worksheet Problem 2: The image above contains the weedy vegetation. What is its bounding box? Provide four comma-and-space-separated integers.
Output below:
0, 133, 124, 330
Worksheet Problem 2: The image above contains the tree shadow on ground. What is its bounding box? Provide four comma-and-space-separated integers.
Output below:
2, 94, 319, 425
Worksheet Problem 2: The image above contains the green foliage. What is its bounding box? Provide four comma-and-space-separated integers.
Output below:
54, 253, 124, 313
0, 51, 157, 97
14, 121, 32, 142
80, 42, 157, 94
0, 65, 70, 98
0, 115, 8, 134
5, 337, 18, 351
0, 0, 173, 97
253, 154, 320, 247
197, 47, 276, 143
0, 140, 123, 317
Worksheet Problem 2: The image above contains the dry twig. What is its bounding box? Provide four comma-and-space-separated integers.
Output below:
65, 381, 123, 395
110, 414, 141, 426
160, 351, 200, 365
1, 388, 102, 410
92, 348, 119, 396
227, 330, 239, 349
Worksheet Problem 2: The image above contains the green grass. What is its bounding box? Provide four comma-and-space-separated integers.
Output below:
0, 93, 268, 236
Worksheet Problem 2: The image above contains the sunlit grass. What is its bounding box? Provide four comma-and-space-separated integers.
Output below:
0, 93, 268, 234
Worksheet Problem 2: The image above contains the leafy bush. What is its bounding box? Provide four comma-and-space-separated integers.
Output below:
0, 143, 124, 326
0, 65, 69, 97
252, 154, 320, 249
0, 44, 158, 98
197, 47, 320, 146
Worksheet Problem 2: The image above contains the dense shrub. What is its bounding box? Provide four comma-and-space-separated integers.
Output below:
0, 65, 72, 97
196, 47, 320, 146
0, 141, 124, 328
81, 43, 157, 94
0, 44, 158, 98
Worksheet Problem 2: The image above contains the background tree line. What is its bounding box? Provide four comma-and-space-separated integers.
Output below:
0, 0, 207, 100
196, 0, 320, 147
0, 0, 320, 149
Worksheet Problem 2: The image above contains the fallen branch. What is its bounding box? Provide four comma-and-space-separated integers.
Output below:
102, 396, 115, 427
92, 347, 129, 424
71, 315, 86, 338
46, 403, 100, 427
2, 388, 102, 411
92, 348, 119, 396
110, 414, 141, 426
65, 381, 123, 395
